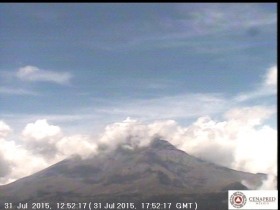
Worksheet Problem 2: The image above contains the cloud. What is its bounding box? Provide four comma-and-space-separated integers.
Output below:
234, 65, 277, 102
5, 65, 276, 139
0, 121, 12, 138
16, 66, 72, 85
265, 65, 277, 86
94, 3, 276, 51
21, 119, 63, 157
97, 106, 276, 177
225, 107, 277, 174
98, 117, 152, 151
0, 137, 52, 185
0, 120, 53, 184
95, 93, 228, 121
78, 65, 277, 126
0, 104, 277, 189
0, 65, 277, 188
56, 135, 97, 158
0, 153, 11, 178
147, 106, 276, 172
0, 121, 13, 179
223, 106, 275, 128
178, 3, 276, 30
95, 106, 277, 189
0, 87, 38, 95
258, 174, 277, 190
0, 119, 98, 185
20, 119, 98, 159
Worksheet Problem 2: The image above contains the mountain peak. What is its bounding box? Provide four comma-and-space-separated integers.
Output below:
150, 139, 178, 150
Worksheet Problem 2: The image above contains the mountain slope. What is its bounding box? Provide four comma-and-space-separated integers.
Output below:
0, 139, 265, 209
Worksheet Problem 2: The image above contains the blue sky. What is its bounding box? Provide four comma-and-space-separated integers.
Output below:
0, 3, 278, 186
0, 3, 277, 134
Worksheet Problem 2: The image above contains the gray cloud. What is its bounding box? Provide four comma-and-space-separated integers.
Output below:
92, 3, 276, 51
0, 154, 11, 177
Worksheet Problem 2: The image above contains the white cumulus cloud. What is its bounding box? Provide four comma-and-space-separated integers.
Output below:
0, 119, 98, 185
0, 121, 12, 138
22, 119, 62, 141
56, 134, 98, 158
20, 119, 98, 159
0, 133, 52, 185
21, 119, 63, 157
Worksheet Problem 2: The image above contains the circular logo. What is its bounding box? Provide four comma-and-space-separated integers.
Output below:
230, 192, 247, 208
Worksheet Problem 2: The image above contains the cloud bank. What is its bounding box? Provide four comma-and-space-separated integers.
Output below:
0, 103, 277, 189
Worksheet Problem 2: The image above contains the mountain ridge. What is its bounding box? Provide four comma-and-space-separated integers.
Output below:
0, 139, 266, 210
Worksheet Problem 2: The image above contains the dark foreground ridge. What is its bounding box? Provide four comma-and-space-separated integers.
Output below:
0, 139, 266, 210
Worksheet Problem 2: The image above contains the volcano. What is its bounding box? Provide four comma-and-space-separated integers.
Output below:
0, 139, 265, 210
